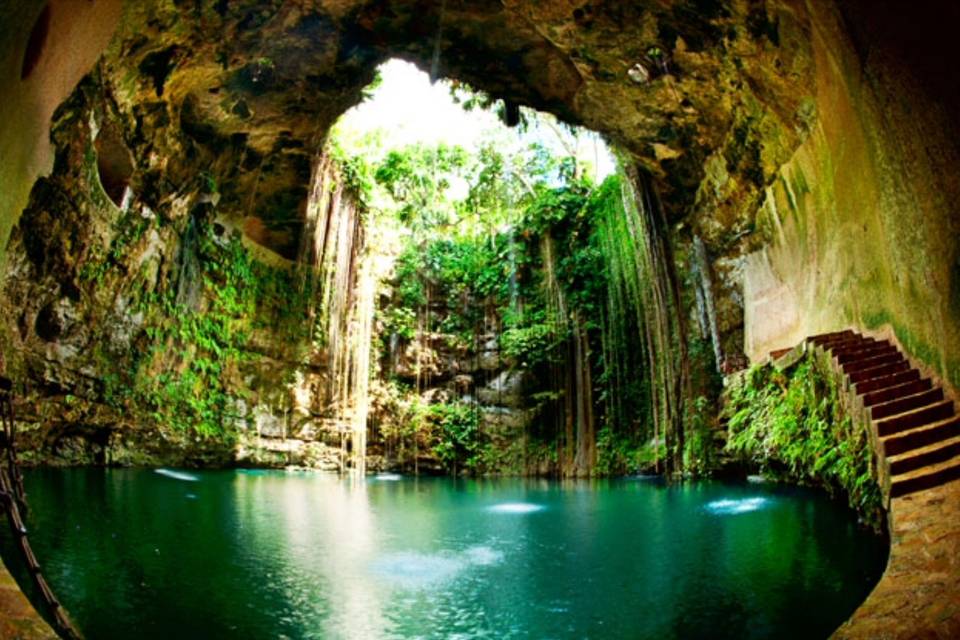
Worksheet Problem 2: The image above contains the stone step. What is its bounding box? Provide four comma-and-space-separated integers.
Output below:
808, 329, 855, 345
819, 341, 870, 356
854, 369, 921, 395
872, 387, 945, 421
847, 358, 910, 385
889, 452, 960, 498
876, 399, 955, 437
836, 343, 896, 365
769, 347, 793, 360
824, 333, 874, 347
820, 336, 874, 352
830, 344, 897, 368
842, 351, 904, 376
862, 378, 934, 407
887, 434, 960, 477
882, 416, 960, 457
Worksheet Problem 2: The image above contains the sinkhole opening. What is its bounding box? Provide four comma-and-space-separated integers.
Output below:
318, 58, 637, 478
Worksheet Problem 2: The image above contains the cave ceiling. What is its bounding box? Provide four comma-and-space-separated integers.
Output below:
92, 0, 813, 258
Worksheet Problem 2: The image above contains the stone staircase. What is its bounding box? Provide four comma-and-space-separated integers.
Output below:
805, 330, 960, 500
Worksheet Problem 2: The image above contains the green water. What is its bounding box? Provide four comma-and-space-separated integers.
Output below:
3, 469, 886, 639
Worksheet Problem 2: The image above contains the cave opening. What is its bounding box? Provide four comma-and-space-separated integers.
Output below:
323, 57, 624, 479
94, 120, 135, 208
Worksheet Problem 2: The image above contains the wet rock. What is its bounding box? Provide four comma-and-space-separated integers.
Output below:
477, 371, 530, 408
422, 387, 452, 405
34, 298, 77, 342
252, 405, 286, 438
450, 374, 474, 396
480, 406, 533, 433
478, 337, 500, 371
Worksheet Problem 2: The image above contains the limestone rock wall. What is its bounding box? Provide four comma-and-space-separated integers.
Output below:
369, 303, 536, 474
0, 73, 366, 468
0, 0, 122, 264
742, 2, 960, 398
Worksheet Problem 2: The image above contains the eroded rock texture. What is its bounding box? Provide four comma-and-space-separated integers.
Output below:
99, 0, 811, 267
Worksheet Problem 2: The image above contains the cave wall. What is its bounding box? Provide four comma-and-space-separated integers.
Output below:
0, 0, 121, 265
743, 1, 960, 395
0, 71, 368, 467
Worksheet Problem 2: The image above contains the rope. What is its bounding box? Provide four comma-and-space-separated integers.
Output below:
0, 376, 83, 640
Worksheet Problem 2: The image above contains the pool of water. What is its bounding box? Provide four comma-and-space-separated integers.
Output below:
3, 469, 887, 639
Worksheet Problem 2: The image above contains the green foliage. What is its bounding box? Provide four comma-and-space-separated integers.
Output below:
431, 402, 483, 474
596, 427, 664, 475
724, 356, 883, 529
79, 208, 153, 285
106, 218, 312, 441
375, 143, 469, 230
382, 306, 417, 341
683, 395, 716, 475
328, 138, 376, 205
389, 232, 525, 343
500, 323, 557, 369
519, 180, 591, 236
375, 387, 485, 475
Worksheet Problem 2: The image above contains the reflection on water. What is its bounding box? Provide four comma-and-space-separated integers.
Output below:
371, 545, 504, 589
153, 468, 199, 482
486, 502, 545, 514
705, 496, 771, 515
3, 470, 888, 640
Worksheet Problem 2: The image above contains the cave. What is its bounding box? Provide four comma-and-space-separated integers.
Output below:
0, 1, 958, 638
94, 120, 134, 208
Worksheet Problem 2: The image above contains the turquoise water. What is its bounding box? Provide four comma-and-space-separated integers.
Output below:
3, 469, 886, 639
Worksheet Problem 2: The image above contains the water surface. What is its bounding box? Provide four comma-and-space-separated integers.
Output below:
3, 469, 887, 639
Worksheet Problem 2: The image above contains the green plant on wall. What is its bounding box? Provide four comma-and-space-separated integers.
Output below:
724, 355, 883, 529
431, 402, 483, 475
80, 210, 318, 444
